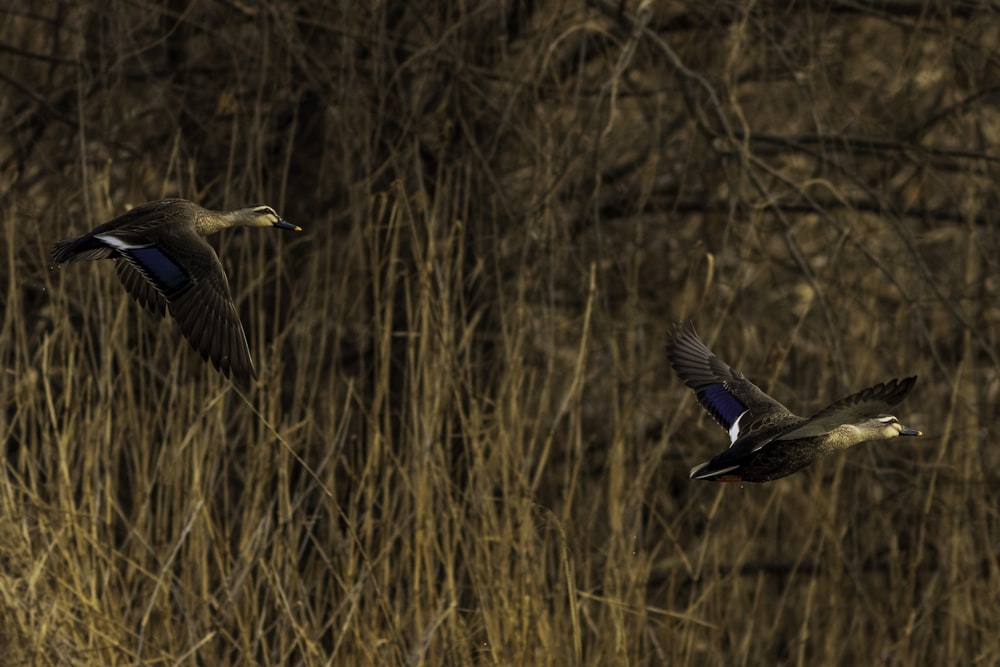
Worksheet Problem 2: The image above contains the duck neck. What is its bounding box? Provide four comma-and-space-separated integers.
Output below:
819, 424, 867, 452
196, 209, 245, 235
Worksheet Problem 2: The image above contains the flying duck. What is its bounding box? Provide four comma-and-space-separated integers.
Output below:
52, 198, 301, 384
667, 322, 921, 482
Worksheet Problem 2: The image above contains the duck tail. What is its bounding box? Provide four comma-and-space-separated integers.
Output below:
52, 235, 115, 263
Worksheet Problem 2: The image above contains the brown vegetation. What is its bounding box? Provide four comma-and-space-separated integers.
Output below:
1, 1, 998, 664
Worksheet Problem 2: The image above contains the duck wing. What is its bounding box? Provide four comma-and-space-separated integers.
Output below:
775, 376, 917, 441
115, 260, 167, 316
96, 223, 256, 384
52, 200, 192, 264
667, 322, 798, 444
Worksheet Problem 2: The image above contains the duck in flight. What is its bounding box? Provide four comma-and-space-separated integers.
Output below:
52, 199, 301, 385
667, 322, 921, 483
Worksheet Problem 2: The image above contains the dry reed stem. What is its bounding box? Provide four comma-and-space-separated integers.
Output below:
0, 1, 999, 665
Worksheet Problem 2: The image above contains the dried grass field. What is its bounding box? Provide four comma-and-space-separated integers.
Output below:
2, 2, 999, 665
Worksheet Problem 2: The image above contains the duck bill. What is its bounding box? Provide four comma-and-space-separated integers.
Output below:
274, 218, 302, 231
899, 427, 922, 436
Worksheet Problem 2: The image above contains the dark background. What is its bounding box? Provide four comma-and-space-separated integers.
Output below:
1, 1, 997, 664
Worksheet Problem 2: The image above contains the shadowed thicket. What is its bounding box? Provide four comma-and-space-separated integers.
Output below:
1, 1, 998, 664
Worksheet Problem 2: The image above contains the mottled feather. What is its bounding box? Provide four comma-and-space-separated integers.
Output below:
52, 198, 300, 384
667, 323, 920, 483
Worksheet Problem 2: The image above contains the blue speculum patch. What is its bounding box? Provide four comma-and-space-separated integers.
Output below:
697, 384, 747, 429
128, 247, 190, 297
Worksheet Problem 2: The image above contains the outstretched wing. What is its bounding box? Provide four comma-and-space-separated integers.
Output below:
115, 259, 168, 316
667, 322, 797, 444
775, 377, 917, 441
98, 226, 256, 385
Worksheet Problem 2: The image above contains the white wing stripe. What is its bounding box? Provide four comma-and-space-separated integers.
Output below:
94, 233, 148, 250
728, 410, 748, 445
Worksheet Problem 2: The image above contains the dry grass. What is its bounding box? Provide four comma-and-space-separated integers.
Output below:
2, 1, 1000, 664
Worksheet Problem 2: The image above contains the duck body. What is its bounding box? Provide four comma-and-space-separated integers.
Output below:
667, 323, 920, 483
53, 199, 301, 384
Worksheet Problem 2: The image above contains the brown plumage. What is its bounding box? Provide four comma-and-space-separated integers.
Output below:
667, 322, 921, 483
52, 198, 301, 384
